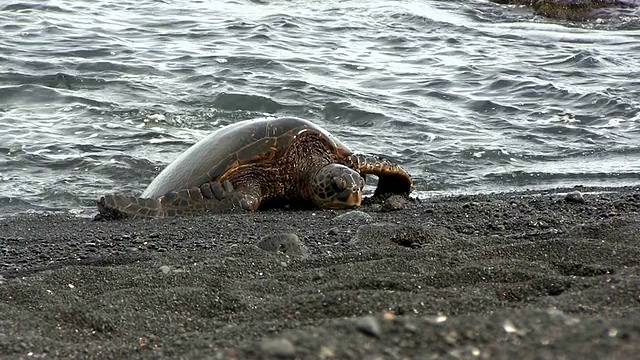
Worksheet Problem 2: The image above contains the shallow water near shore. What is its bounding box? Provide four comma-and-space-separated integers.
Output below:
1, 0, 639, 218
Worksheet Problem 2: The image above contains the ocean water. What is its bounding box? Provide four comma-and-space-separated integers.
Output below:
1, 0, 639, 218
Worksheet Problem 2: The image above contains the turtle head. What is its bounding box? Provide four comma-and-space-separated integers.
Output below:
311, 164, 365, 209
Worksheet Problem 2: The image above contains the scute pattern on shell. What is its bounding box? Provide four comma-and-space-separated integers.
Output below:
141, 117, 351, 199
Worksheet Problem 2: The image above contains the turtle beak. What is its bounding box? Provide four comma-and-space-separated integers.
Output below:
336, 188, 362, 208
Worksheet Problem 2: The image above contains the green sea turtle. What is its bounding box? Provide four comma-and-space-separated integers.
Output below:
97, 117, 413, 219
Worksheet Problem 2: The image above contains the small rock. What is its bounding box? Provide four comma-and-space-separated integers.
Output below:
385, 195, 408, 210
159, 265, 171, 274
350, 223, 397, 247
382, 311, 396, 320
333, 210, 373, 223
546, 308, 580, 326
565, 191, 585, 204
355, 316, 381, 338
260, 338, 295, 358
256, 233, 309, 258
404, 323, 418, 333
319, 346, 335, 359
327, 227, 339, 236
444, 330, 459, 344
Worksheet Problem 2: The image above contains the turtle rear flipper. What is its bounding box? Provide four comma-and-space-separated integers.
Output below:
96, 194, 163, 220
96, 181, 261, 220
342, 154, 413, 196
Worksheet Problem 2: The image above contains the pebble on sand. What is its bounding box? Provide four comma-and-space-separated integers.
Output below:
333, 210, 373, 223
260, 338, 295, 357
256, 233, 310, 258
350, 222, 398, 247
385, 195, 409, 210
564, 191, 586, 204
355, 316, 382, 338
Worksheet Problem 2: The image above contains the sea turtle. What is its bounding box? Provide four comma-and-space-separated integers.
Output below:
97, 117, 413, 219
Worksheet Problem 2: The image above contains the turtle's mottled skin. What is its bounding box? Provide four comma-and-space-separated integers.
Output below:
97, 117, 413, 219
491, 0, 639, 21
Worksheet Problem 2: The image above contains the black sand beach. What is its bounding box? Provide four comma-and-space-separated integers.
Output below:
1, 186, 639, 359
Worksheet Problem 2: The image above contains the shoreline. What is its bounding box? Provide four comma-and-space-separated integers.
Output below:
2, 186, 639, 358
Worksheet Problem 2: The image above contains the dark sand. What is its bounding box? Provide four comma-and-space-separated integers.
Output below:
2, 186, 639, 359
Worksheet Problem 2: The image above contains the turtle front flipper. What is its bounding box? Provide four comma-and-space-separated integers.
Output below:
96, 181, 262, 220
342, 154, 413, 196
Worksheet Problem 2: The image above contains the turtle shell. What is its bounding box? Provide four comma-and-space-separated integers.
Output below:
141, 117, 352, 198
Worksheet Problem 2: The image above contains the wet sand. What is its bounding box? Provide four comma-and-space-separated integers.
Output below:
1, 186, 639, 359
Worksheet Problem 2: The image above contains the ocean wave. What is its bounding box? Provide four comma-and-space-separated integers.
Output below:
0, 0, 639, 215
